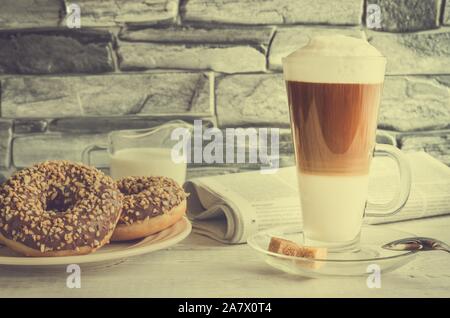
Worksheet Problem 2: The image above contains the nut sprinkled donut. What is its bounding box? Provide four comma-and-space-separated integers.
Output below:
112, 176, 187, 241
0, 161, 123, 257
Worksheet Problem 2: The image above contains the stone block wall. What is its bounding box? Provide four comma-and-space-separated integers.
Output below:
0, 0, 449, 181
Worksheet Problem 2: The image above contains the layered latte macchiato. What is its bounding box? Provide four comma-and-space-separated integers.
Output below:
283, 35, 387, 245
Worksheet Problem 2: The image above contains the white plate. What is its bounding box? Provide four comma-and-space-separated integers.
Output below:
0, 217, 191, 267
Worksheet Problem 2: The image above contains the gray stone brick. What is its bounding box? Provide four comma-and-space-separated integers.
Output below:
0, 30, 114, 74
215, 73, 450, 132
76, 0, 179, 26
12, 133, 108, 168
0, 172, 7, 184
13, 119, 214, 168
2, 76, 82, 117
187, 129, 413, 172
1, 73, 212, 118
0, 120, 13, 169
0, 0, 63, 29
268, 27, 364, 70
0, 168, 13, 183
270, 28, 450, 75
188, 128, 427, 171
119, 26, 275, 45
366, 0, 441, 32
117, 42, 266, 74
367, 29, 450, 75
445, 0, 450, 25
49, 117, 215, 133
216, 74, 289, 127
182, 0, 362, 25
436, 76, 450, 86
190, 126, 293, 154
13, 119, 48, 134
399, 132, 450, 166
379, 76, 450, 132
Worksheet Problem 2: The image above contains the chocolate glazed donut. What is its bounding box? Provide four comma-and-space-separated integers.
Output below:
112, 176, 187, 241
0, 161, 123, 257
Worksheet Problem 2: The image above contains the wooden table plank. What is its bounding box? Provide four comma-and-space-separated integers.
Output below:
0, 216, 449, 298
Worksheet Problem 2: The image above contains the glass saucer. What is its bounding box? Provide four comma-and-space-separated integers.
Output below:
247, 225, 417, 277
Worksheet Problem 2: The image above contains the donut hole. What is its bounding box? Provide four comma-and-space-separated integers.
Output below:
120, 184, 146, 196
45, 188, 76, 213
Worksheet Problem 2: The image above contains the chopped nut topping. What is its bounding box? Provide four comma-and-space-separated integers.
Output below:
0, 160, 122, 253
117, 176, 187, 225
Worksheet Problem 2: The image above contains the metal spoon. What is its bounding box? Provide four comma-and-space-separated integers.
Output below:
383, 237, 450, 253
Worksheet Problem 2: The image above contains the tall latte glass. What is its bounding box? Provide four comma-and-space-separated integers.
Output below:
282, 35, 411, 250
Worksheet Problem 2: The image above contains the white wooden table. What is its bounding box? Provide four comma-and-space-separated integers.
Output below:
0, 216, 449, 298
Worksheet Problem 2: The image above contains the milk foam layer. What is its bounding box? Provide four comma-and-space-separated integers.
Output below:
298, 173, 369, 242
283, 35, 386, 84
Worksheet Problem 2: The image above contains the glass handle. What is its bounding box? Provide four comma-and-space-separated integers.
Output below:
81, 144, 107, 166
365, 144, 412, 218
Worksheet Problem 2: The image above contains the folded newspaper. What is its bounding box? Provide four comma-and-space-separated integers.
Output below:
184, 152, 450, 244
